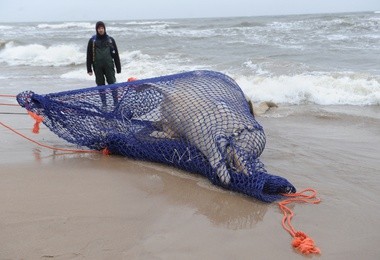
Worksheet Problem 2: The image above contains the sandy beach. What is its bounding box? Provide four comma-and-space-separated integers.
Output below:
1, 104, 379, 259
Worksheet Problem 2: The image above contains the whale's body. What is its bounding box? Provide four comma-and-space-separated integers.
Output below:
143, 71, 266, 184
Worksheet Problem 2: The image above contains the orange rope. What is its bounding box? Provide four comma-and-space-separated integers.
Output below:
0, 94, 16, 98
0, 120, 107, 154
0, 92, 114, 154
0, 94, 18, 107
27, 111, 44, 134
279, 188, 321, 255
0, 103, 19, 106
0, 94, 18, 106
128, 77, 138, 82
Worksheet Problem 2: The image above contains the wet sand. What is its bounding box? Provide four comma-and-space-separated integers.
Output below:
1, 105, 380, 259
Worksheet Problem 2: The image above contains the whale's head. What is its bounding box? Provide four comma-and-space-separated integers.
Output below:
225, 126, 266, 174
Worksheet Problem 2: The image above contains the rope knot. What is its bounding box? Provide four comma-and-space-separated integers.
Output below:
102, 147, 111, 155
278, 188, 321, 255
28, 111, 43, 134
292, 231, 321, 255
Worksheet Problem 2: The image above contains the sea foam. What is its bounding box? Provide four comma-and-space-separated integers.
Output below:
236, 72, 380, 106
0, 41, 84, 66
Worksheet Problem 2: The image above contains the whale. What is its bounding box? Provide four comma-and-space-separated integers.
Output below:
134, 76, 266, 185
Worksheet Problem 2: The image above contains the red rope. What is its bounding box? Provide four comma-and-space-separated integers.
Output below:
279, 188, 321, 255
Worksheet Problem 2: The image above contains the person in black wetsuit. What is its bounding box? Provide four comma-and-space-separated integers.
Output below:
86, 21, 121, 107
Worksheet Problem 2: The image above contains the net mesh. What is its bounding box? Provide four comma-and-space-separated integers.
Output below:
17, 70, 295, 202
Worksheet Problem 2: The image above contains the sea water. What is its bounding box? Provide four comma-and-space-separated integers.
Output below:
0, 11, 379, 107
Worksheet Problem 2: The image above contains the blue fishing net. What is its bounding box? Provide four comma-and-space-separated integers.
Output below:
17, 70, 295, 202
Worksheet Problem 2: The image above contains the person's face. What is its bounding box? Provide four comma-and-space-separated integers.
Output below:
97, 26, 105, 35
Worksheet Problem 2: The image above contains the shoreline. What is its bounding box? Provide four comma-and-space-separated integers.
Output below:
1, 105, 380, 259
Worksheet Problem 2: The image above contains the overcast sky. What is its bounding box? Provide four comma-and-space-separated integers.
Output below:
1, 0, 379, 22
